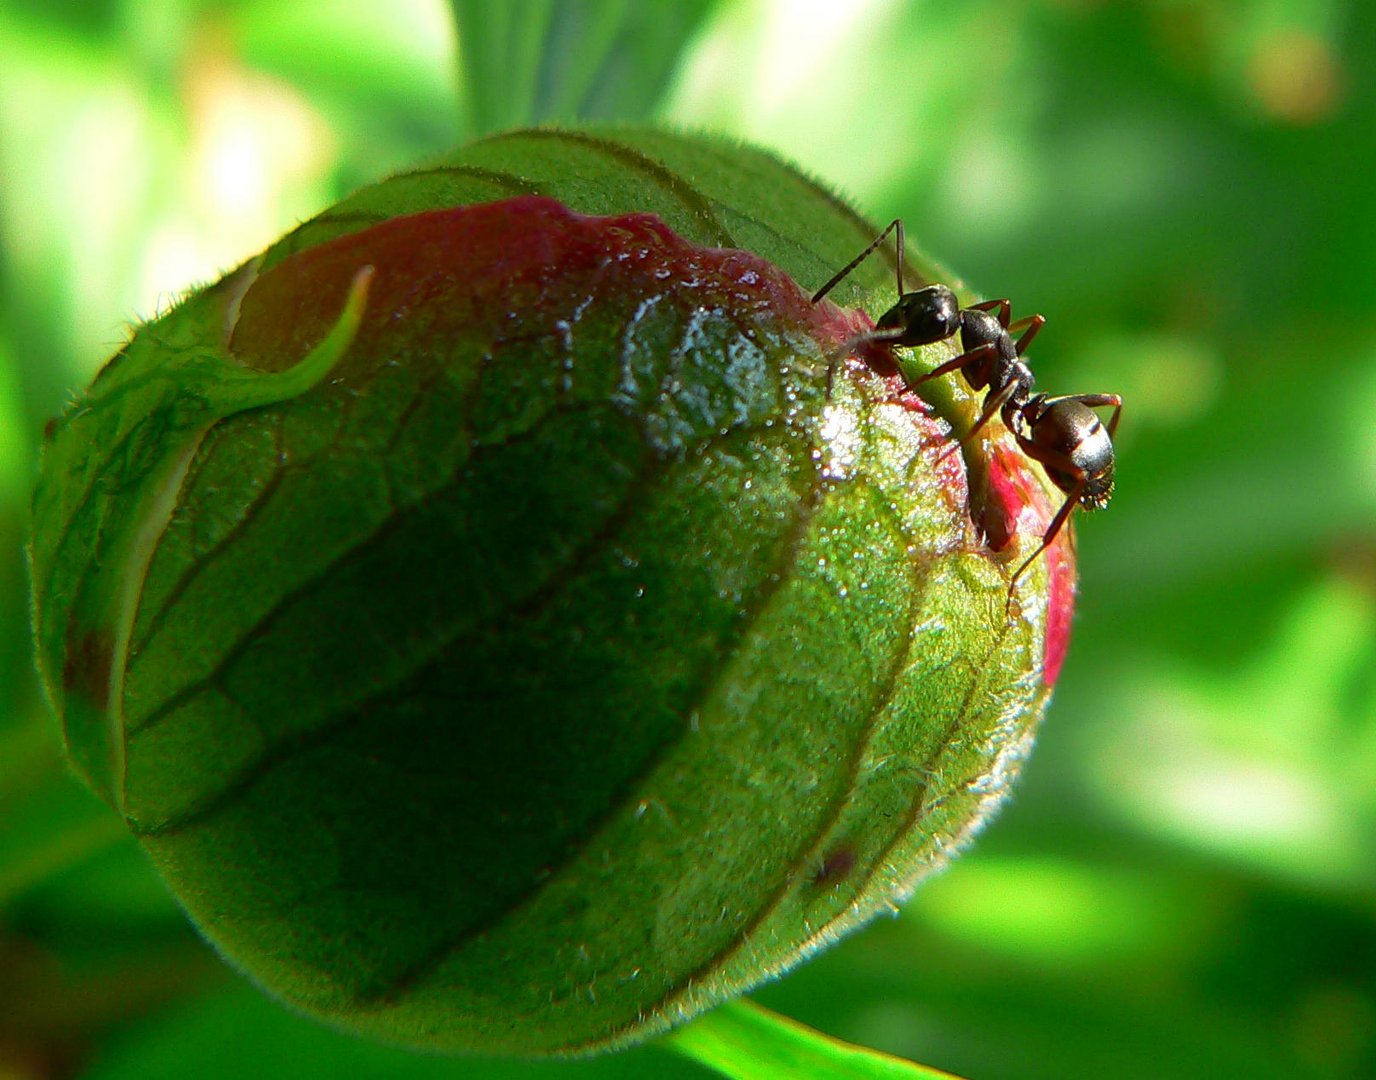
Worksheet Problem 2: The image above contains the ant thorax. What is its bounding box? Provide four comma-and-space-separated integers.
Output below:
959, 307, 1033, 402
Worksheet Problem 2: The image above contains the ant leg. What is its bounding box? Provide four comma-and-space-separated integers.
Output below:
895, 219, 905, 295
907, 342, 998, 387
811, 219, 904, 304
822, 326, 916, 400
936, 377, 1020, 462
970, 298, 1012, 326
1038, 392, 1123, 438
1009, 474, 1086, 588
1083, 393, 1123, 438
1011, 313, 1046, 355
1010, 425, 1085, 487
1006, 423, 1094, 579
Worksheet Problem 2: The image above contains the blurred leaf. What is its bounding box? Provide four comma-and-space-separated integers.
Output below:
0, 733, 135, 915
1073, 575, 1376, 891
665, 1000, 965, 1080
751, 884, 1351, 1080
232, 0, 459, 173
449, 0, 717, 133
0, 336, 28, 511
0, 928, 220, 1078
5, 0, 1376, 1077
81, 981, 711, 1080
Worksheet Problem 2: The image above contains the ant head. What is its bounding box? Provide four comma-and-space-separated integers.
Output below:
874, 285, 961, 347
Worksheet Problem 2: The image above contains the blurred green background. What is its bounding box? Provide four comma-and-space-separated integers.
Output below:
3, 1, 1375, 1078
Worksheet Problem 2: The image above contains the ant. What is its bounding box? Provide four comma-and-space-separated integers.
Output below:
811, 219, 1121, 586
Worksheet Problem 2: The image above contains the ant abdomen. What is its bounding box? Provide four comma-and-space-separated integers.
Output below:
1018, 397, 1117, 511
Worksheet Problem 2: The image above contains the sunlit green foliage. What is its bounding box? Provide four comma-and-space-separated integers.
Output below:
3, 1, 1375, 1078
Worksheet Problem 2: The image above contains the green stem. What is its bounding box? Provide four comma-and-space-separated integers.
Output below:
661, 999, 969, 1080
0, 715, 62, 805
0, 809, 127, 910
0, 715, 132, 909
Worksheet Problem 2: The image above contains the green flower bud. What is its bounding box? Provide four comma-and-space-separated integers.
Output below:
30, 127, 1074, 1056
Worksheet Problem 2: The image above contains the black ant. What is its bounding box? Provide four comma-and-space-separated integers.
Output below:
811, 219, 1121, 586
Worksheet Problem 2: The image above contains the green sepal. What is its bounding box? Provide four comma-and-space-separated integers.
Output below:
30, 268, 372, 806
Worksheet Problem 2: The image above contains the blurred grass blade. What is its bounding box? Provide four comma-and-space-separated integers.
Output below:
0, 714, 61, 808
0, 770, 127, 910
663, 999, 968, 1080
449, 0, 718, 134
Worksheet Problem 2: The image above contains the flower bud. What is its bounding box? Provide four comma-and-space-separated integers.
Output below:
30, 127, 1074, 1055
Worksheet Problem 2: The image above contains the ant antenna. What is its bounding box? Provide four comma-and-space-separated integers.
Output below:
811, 219, 905, 304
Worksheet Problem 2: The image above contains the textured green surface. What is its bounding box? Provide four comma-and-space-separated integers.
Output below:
30, 127, 1060, 1056
30, 263, 372, 809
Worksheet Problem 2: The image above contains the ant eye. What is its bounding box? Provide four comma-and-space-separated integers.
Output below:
922, 308, 956, 339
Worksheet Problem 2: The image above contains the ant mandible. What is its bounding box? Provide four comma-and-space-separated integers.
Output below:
811, 219, 1122, 587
